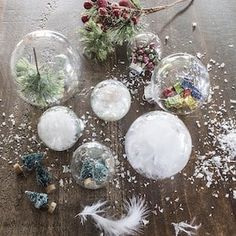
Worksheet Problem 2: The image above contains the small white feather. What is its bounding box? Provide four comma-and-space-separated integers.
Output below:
76, 197, 149, 236
172, 217, 201, 236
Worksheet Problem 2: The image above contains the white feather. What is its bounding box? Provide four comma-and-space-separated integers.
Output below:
76, 197, 149, 236
172, 217, 201, 236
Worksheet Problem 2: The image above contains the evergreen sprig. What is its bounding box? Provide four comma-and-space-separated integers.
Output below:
15, 57, 64, 107
109, 20, 140, 46
80, 20, 114, 61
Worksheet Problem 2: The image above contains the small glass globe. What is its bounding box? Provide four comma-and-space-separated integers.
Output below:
125, 111, 192, 180
147, 53, 210, 115
128, 32, 162, 77
91, 80, 131, 121
70, 142, 115, 189
38, 106, 84, 151
10, 30, 81, 107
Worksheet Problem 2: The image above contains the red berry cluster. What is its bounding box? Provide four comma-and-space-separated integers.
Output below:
81, 0, 140, 29
130, 43, 159, 75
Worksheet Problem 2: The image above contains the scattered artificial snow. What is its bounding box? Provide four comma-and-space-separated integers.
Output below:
218, 130, 236, 159
192, 22, 197, 30
62, 165, 71, 173
233, 190, 236, 199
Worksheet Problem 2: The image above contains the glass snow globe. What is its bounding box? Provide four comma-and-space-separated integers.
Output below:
38, 106, 84, 151
125, 111, 192, 180
91, 80, 131, 121
10, 30, 81, 108
128, 32, 162, 77
145, 53, 210, 115
70, 141, 115, 190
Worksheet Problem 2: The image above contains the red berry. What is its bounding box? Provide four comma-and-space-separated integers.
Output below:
99, 7, 108, 16
147, 62, 155, 70
97, 0, 107, 8
131, 16, 138, 25
122, 13, 129, 20
143, 56, 149, 64
113, 9, 121, 17
119, 0, 131, 7
84, 1, 93, 9
81, 15, 90, 23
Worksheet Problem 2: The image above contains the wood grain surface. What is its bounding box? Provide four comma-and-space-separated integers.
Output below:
0, 0, 235, 236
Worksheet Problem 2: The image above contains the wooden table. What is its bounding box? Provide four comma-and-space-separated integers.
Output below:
0, 0, 235, 235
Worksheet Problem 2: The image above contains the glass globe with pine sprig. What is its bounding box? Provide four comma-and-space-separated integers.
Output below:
11, 30, 82, 108
80, 0, 189, 62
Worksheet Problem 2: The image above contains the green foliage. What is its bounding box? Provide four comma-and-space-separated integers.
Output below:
80, 20, 114, 62
15, 58, 64, 107
109, 21, 140, 46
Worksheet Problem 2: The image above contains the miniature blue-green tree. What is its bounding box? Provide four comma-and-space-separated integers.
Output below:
25, 191, 48, 209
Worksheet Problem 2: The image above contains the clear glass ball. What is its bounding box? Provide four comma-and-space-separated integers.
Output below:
10, 30, 81, 107
125, 111, 192, 180
71, 142, 115, 189
149, 53, 210, 115
128, 32, 162, 77
91, 80, 131, 121
38, 106, 84, 151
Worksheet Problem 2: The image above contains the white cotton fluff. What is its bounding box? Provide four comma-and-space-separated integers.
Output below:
76, 197, 149, 236
125, 111, 192, 180
91, 80, 131, 122
38, 106, 84, 151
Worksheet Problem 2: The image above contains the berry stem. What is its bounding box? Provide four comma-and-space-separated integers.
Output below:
141, 0, 189, 14
112, 0, 189, 15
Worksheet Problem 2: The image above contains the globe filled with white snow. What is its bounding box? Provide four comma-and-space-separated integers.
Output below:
38, 106, 84, 151
91, 80, 131, 121
125, 111, 192, 179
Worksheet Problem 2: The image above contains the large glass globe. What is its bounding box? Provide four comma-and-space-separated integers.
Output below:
10, 30, 81, 107
148, 53, 210, 115
71, 142, 115, 190
125, 111, 192, 180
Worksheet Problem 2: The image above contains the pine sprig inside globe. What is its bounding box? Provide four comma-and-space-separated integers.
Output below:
80, 0, 189, 62
15, 55, 64, 107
